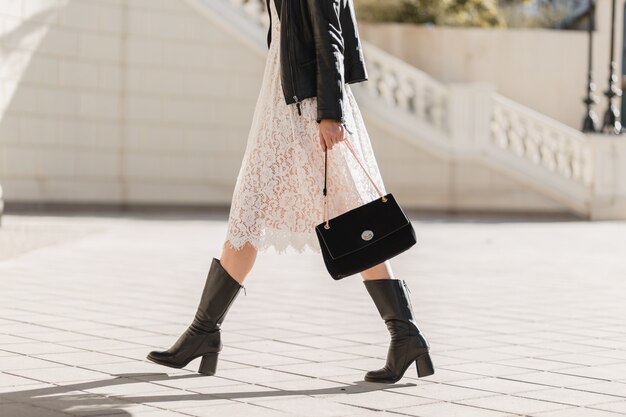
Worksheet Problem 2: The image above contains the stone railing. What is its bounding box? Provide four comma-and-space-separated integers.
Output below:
360, 44, 449, 135
191, 0, 626, 218
210, 0, 593, 199
221, 0, 448, 131
223, 0, 450, 137
490, 93, 593, 187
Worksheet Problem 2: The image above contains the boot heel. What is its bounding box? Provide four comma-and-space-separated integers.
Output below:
198, 352, 219, 375
415, 353, 434, 377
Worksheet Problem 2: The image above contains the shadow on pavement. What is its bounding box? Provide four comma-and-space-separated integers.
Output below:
1, 372, 415, 415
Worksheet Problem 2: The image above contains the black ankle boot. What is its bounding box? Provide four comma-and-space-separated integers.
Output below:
363, 278, 434, 383
147, 257, 245, 375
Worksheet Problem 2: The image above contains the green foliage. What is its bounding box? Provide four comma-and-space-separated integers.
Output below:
354, 0, 506, 28
499, 0, 578, 29
353, 0, 572, 29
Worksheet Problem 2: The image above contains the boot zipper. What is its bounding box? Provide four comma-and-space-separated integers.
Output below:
402, 280, 411, 294
215, 285, 245, 324
286, 2, 302, 116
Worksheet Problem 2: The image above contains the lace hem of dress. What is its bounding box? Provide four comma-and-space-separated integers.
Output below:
225, 227, 322, 255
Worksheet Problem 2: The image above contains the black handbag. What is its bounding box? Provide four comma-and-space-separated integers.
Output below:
314, 129, 417, 280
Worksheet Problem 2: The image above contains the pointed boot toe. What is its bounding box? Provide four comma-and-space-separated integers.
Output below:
146, 350, 170, 364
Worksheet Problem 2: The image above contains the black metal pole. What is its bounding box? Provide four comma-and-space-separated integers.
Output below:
602, 0, 623, 134
583, 0, 599, 132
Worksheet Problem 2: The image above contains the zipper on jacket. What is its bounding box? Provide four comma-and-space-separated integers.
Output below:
286, 1, 302, 117
294, 95, 301, 116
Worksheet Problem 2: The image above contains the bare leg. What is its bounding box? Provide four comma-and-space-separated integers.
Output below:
360, 260, 394, 281
220, 241, 258, 284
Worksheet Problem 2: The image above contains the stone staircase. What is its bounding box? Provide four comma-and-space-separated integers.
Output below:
186, 0, 626, 220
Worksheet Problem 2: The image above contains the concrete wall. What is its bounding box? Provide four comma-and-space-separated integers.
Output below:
0, 0, 263, 205
358, 0, 624, 130
0, 0, 592, 215
359, 103, 566, 214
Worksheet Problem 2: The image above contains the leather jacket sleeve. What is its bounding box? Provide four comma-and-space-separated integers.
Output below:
306, 0, 345, 124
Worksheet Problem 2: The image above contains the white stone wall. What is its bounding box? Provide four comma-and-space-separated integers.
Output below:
0, 0, 264, 205
362, 110, 566, 214
0, 0, 587, 215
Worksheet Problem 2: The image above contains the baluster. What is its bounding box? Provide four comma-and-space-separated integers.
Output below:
509, 115, 526, 157
491, 105, 508, 148
541, 134, 558, 172
525, 124, 541, 164
432, 93, 447, 130
379, 68, 398, 108
413, 78, 425, 122
366, 63, 382, 98
560, 136, 574, 178
396, 75, 415, 114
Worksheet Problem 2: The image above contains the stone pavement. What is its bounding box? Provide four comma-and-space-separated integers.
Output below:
1, 211, 626, 417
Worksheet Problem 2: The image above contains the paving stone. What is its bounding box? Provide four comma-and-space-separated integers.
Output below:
554, 364, 626, 381
328, 389, 437, 410
83, 361, 179, 375
392, 401, 517, 417
182, 401, 296, 417
33, 352, 135, 367
29, 395, 135, 416
116, 392, 232, 410
213, 367, 305, 385
269, 348, 363, 363
266, 362, 364, 379
0, 213, 625, 417
0, 342, 84, 356
528, 406, 624, 416
516, 387, 621, 407
440, 362, 533, 378
0, 372, 49, 388
589, 400, 626, 414
451, 376, 552, 395
0, 382, 55, 395
575, 381, 626, 397
416, 368, 489, 384
537, 353, 622, 367
5, 366, 109, 384
0, 355, 63, 371
0, 402, 71, 417
83, 379, 182, 397
220, 352, 310, 367
393, 382, 500, 402
244, 395, 370, 417
493, 357, 584, 372
498, 371, 604, 388
462, 395, 570, 414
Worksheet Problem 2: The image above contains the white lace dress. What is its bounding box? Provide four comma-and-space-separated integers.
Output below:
224, 0, 387, 254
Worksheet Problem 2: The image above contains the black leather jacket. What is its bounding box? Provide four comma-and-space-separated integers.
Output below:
266, 0, 368, 124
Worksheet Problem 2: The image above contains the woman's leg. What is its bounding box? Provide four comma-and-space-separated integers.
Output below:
360, 260, 394, 281
146, 239, 257, 375
361, 258, 434, 382
220, 241, 258, 284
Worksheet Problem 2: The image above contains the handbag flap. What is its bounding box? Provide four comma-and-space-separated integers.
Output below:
315, 193, 410, 260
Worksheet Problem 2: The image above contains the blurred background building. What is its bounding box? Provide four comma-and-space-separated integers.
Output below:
0, 0, 625, 221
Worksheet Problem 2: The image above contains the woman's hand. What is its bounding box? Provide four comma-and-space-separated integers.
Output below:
319, 119, 347, 151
